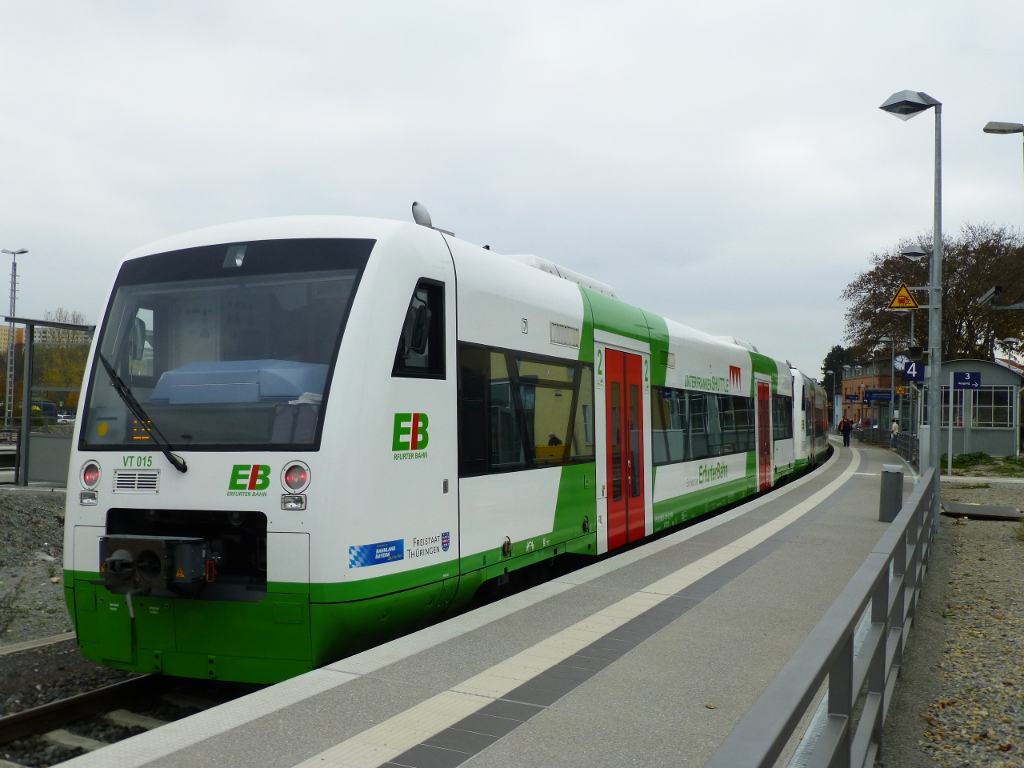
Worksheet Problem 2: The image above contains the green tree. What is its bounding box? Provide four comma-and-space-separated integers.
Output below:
841, 223, 1024, 360
820, 344, 855, 401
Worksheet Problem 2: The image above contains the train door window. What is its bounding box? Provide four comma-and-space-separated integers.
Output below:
628, 383, 641, 498
609, 381, 622, 501
393, 280, 445, 378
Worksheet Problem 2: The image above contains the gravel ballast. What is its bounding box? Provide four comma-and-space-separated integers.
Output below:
879, 479, 1024, 767
0, 487, 139, 722
0, 488, 74, 645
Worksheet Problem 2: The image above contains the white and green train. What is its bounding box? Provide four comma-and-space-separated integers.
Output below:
62, 212, 830, 683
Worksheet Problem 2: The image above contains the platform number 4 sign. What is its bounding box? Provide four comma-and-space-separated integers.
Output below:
903, 361, 924, 382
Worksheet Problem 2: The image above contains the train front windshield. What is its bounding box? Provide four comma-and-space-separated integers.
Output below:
80, 238, 374, 451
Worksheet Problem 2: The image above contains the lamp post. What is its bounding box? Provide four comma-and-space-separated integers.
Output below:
1, 249, 26, 430
881, 90, 943, 527
879, 336, 895, 447
825, 370, 836, 429
842, 364, 851, 423
983, 121, 1024, 224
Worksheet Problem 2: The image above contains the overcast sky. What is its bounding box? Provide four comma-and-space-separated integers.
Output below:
2, 1, 1023, 377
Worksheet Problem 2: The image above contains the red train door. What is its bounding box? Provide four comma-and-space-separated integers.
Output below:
757, 381, 772, 490
606, 350, 646, 550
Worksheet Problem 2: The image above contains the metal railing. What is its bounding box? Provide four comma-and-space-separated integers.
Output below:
704, 469, 936, 768
852, 426, 919, 470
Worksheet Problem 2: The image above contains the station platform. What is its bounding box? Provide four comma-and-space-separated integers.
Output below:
64, 439, 910, 768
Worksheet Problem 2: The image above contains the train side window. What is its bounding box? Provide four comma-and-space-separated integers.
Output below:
457, 344, 490, 475
772, 394, 794, 440
569, 366, 595, 460
458, 342, 593, 477
652, 388, 755, 466
393, 280, 445, 378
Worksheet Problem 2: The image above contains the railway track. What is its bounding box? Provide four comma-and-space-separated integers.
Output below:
0, 673, 260, 767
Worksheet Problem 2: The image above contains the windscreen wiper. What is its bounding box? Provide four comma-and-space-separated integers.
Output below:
97, 353, 188, 473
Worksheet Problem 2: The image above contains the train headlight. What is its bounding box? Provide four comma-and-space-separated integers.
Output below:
81, 461, 101, 490
281, 494, 306, 510
281, 461, 310, 493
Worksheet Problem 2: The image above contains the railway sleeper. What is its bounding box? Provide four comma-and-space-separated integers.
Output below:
162, 692, 220, 711
105, 709, 168, 731
43, 728, 106, 752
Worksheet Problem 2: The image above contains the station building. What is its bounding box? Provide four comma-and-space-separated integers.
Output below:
838, 356, 894, 427
920, 358, 1023, 459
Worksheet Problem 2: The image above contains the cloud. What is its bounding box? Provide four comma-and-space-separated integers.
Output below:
0, 0, 1022, 379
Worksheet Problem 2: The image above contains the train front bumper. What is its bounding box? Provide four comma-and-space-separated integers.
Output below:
68, 576, 313, 684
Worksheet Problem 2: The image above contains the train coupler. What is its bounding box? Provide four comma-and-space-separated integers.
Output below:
99, 534, 211, 597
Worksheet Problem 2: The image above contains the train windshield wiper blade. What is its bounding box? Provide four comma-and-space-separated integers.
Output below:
96, 353, 187, 474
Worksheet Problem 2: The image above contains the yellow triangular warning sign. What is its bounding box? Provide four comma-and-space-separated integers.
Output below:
886, 282, 920, 310
175, 567, 186, 578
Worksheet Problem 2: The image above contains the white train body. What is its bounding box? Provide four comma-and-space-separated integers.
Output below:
62, 215, 830, 683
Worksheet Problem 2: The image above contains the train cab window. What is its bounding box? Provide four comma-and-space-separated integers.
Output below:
393, 280, 445, 378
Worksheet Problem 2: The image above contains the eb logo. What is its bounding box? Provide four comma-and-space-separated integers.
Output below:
393, 413, 429, 451
229, 464, 271, 491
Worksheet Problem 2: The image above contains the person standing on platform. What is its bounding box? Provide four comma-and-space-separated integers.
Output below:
891, 419, 900, 450
840, 417, 853, 447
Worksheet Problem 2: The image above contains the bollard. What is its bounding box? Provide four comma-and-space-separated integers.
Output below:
879, 463, 904, 523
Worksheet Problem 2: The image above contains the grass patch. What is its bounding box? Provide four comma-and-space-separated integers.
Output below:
991, 464, 1024, 477
940, 452, 994, 469
953, 482, 991, 489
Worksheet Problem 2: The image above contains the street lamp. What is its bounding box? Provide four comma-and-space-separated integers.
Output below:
1000, 337, 1022, 362
880, 90, 943, 526
1, 248, 26, 430
983, 121, 1024, 225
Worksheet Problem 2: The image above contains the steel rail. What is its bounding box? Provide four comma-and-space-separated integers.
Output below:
0, 675, 168, 743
